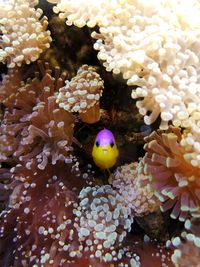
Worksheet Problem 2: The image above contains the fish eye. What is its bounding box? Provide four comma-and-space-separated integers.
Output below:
96, 141, 100, 147
110, 141, 114, 147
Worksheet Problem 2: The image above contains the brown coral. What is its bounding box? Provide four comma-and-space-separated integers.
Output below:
0, 61, 75, 169
0, 161, 171, 267
56, 64, 104, 124
0, 163, 78, 266
143, 126, 200, 221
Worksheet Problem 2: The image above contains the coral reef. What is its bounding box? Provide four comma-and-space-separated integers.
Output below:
73, 185, 133, 262
48, 0, 200, 132
110, 161, 159, 217
2, 0, 200, 266
0, 162, 78, 266
0, 61, 74, 169
0, 67, 22, 103
57, 64, 104, 124
0, 0, 52, 68
0, 162, 173, 266
143, 127, 200, 221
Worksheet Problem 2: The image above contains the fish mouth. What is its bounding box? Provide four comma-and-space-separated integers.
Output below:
102, 149, 108, 154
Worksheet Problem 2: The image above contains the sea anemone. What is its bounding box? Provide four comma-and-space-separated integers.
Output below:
0, 61, 75, 169
72, 185, 133, 263
0, 0, 52, 68
143, 126, 200, 221
46, 0, 114, 28
0, 162, 79, 266
0, 67, 22, 103
0, 156, 97, 266
48, 0, 200, 130
0, 162, 173, 267
110, 161, 159, 217
180, 128, 200, 168
56, 64, 104, 124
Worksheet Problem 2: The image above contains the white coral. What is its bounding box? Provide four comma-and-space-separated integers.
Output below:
47, 0, 200, 167
0, 0, 52, 68
56, 64, 104, 113
47, 0, 200, 129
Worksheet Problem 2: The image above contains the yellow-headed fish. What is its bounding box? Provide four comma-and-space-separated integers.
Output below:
92, 129, 119, 169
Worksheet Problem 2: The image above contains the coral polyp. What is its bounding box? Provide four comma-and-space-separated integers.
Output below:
0, 0, 52, 68
57, 64, 104, 124
73, 185, 133, 262
110, 162, 159, 217
0, 61, 74, 169
0, 163, 77, 266
143, 127, 200, 221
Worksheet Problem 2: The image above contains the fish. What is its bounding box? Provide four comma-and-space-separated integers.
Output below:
92, 128, 119, 170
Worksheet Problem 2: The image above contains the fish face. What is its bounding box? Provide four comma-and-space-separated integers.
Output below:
92, 129, 119, 169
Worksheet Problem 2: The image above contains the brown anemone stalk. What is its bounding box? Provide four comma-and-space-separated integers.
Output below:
0, 61, 75, 169
143, 126, 200, 221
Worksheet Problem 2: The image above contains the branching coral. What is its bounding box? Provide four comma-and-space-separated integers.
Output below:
0, 156, 100, 265
48, 0, 200, 130
0, 0, 52, 68
70, 235, 174, 267
143, 126, 200, 221
56, 64, 104, 124
110, 161, 159, 217
0, 61, 75, 169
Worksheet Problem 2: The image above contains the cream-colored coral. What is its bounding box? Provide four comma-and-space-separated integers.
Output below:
0, 0, 52, 68
177, 115, 200, 168
48, 0, 200, 168
48, 0, 200, 130
93, 0, 200, 130
56, 64, 104, 113
46, 0, 118, 28
110, 161, 159, 216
